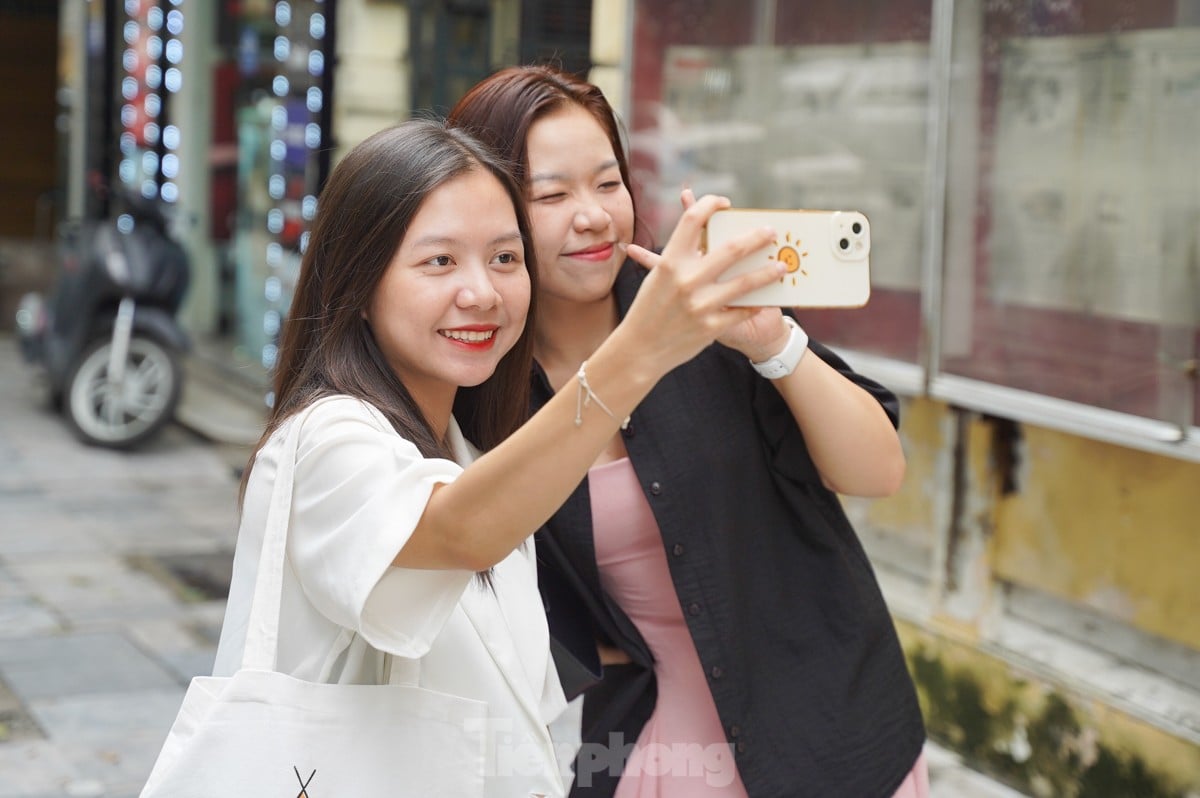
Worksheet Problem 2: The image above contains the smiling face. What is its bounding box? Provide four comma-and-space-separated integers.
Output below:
365, 167, 530, 422
524, 105, 635, 309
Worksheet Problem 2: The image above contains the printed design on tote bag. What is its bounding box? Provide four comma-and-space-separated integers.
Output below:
293, 766, 316, 797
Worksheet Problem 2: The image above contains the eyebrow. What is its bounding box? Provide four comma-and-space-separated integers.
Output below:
529, 158, 621, 184
409, 231, 524, 249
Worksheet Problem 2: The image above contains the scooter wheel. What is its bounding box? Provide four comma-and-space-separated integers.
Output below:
64, 334, 182, 449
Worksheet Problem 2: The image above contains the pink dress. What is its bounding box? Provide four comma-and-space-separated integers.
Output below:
589, 458, 929, 798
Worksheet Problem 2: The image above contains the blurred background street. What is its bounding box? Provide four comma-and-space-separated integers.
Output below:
1, 1, 1198, 795
0, 332, 1036, 797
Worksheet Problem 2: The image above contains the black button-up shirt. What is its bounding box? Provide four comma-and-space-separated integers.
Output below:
534, 261, 925, 798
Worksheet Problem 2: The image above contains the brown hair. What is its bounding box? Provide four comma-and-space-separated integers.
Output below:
447, 64, 648, 247
241, 120, 537, 499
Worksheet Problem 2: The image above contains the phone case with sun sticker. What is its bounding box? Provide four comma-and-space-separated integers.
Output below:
705, 209, 871, 307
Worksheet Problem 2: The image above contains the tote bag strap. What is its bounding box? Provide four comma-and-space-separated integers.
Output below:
239, 400, 321, 672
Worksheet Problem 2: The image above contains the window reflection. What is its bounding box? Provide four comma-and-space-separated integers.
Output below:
629, 0, 932, 363
943, 2, 1199, 426
628, 0, 1199, 428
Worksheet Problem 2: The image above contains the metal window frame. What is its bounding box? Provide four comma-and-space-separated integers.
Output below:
851, 0, 1200, 463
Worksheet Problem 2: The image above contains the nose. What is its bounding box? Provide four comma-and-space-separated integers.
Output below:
456, 263, 501, 310
572, 200, 611, 232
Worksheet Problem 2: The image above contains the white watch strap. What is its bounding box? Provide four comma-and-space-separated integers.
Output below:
749, 316, 808, 379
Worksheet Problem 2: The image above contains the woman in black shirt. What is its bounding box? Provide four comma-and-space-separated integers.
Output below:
449, 65, 927, 798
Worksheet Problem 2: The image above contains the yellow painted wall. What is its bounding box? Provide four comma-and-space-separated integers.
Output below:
863, 396, 953, 542
991, 425, 1200, 650
863, 396, 1200, 651
334, 0, 410, 160
588, 0, 628, 114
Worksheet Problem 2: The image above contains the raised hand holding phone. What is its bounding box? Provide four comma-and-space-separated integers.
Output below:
705, 207, 872, 308
621, 193, 784, 368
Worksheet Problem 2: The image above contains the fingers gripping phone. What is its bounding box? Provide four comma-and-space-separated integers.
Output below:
705, 209, 872, 307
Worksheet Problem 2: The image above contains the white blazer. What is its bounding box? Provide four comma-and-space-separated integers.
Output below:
214, 396, 568, 798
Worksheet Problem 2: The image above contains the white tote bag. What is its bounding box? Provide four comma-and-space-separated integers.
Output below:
140, 410, 487, 798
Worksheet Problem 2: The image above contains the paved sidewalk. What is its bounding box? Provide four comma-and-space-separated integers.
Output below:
0, 336, 241, 797
0, 334, 1028, 797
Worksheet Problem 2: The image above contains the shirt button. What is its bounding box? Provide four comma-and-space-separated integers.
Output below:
729, 725, 741, 738
687, 602, 702, 616
710, 666, 723, 679
736, 742, 746, 754
649, 481, 662, 495
672, 543, 684, 557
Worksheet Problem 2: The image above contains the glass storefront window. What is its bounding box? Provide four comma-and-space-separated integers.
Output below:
941, 2, 1199, 430
627, 0, 1200, 451
628, 1, 934, 364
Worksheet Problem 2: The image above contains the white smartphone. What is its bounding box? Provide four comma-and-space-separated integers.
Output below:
705, 208, 872, 307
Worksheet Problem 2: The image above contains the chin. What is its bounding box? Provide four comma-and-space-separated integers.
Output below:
459, 359, 508, 388
456, 371, 496, 389
578, 273, 621, 301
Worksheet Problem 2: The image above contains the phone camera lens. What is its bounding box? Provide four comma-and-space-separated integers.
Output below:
839, 238, 850, 251
851, 222, 863, 235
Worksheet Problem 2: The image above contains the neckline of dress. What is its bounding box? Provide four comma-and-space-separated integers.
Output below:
589, 456, 631, 474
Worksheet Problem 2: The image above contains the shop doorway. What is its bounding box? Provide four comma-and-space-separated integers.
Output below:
0, 2, 59, 237
0, 1, 60, 330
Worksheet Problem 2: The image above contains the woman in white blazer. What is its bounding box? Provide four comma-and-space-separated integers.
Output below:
210, 120, 781, 797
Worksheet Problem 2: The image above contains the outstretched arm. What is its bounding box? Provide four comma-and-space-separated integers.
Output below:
396, 196, 784, 571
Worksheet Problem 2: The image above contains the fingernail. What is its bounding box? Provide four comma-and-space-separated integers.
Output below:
617, 242, 628, 251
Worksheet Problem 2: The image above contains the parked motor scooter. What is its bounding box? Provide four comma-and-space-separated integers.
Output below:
15, 185, 190, 449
